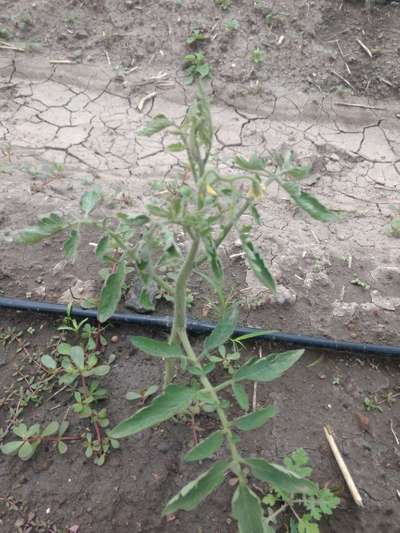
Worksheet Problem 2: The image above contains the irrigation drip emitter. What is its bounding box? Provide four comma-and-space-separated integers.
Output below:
1, 296, 400, 358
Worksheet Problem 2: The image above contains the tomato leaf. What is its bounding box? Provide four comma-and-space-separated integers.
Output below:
235, 350, 304, 383
234, 405, 277, 431
109, 385, 195, 439
98, 262, 126, 323
246, 458, 316, 494
137, 114, 173, 137
129, 336, 185, 359
163, 460, 230, 515
184, 430, 224, 462
204, 304, 239, 352
231, 482, 266, 533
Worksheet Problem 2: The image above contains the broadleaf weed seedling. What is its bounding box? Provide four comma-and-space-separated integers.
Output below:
225, 18, 240, 31
215, 0, 232, 9
186, 27, 208, 46
1, 324, 118, 465
251, 46, 265, 65
183, 52, 211, 84
11, 85, 339, 530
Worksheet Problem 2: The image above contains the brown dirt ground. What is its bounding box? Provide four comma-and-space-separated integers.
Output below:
1, 1, 400, 532
1, 0, 400, 99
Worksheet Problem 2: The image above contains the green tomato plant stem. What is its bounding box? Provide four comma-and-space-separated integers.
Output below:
171, 237, 246, 481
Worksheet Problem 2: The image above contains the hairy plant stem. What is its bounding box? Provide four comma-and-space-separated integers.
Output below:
179, 330, 245, 481
171, 238, 246, 482
164, 238, 200, 389
194, 199, 251, 268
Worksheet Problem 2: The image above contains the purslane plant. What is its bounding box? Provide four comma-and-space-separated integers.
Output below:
13, 86, 338, 531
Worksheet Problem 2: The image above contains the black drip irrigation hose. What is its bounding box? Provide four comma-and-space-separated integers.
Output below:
1, 296, 400, 358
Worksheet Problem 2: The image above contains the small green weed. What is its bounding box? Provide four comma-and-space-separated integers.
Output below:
251, 47, 265, 65
363, 395, 383, 413
186, 28, 208, 46
126, 384, 159, 403
262, 449, 340, 530
183, 52, 211, 84
16, 13, 34, 32
389, 218, 400, 237
64, 14, 79, 26
225, 18, 240, 31
215, 0, 232, 9
0, 27, 13, 41
1, 325, 118, 466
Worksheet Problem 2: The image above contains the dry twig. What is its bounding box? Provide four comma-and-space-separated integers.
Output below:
356, 38, 372, 59
390, 419, 399, 446
324, 425, 364, 507
331, 70, 355, 92
336, 40, 351, 75
333, 101, 386, 111
137, 91, 157, 112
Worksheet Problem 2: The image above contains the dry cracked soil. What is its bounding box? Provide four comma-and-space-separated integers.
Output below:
1, 0, 400, 532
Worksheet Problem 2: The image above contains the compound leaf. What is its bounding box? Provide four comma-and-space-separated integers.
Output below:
138, 114, 173, 137
246, 458, 316, 494
109, 384, 195, 439
240, 234, 275, 292
231, 482, 266, 533
15, 213, 65, 244
234, 405, 277, 431
232, 383, 249, 411
63, 229, 80, 258
98, 262, 126, 323
234, 154, 266, 172
129, 336, 185, 359
163, 460, 230, 515
235, 350, 304, 383
184, 430, 224, 462
281, 181, 336, 222
204, 304, 239, 352
80, 188, 102, 216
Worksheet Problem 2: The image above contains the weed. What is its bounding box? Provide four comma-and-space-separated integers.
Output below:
262, 449, 340, 530
380, 389, 400, 407
2, 421, 73, 460
1, 325, 118, 465
126, 384, 159, 403
251, 47, 265, 65
254, 1, 284, 27
14, 12, 34, 32
12, 86, 338, 530
389, 218, 400, 237
183, 52, 211, 84
186, 28, 208, 46
0, 27, 13, 41
64, 14, 79, 26
363, 395, 383, 413
225, 18, 240, 31
264, 9, 276, 27
215, 0, 232, 9
22, 161, 65, 190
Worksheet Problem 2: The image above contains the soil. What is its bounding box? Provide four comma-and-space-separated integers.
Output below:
1, 1, 400, 532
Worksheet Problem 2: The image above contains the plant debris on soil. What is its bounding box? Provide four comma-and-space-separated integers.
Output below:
1, 0, 400, 532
